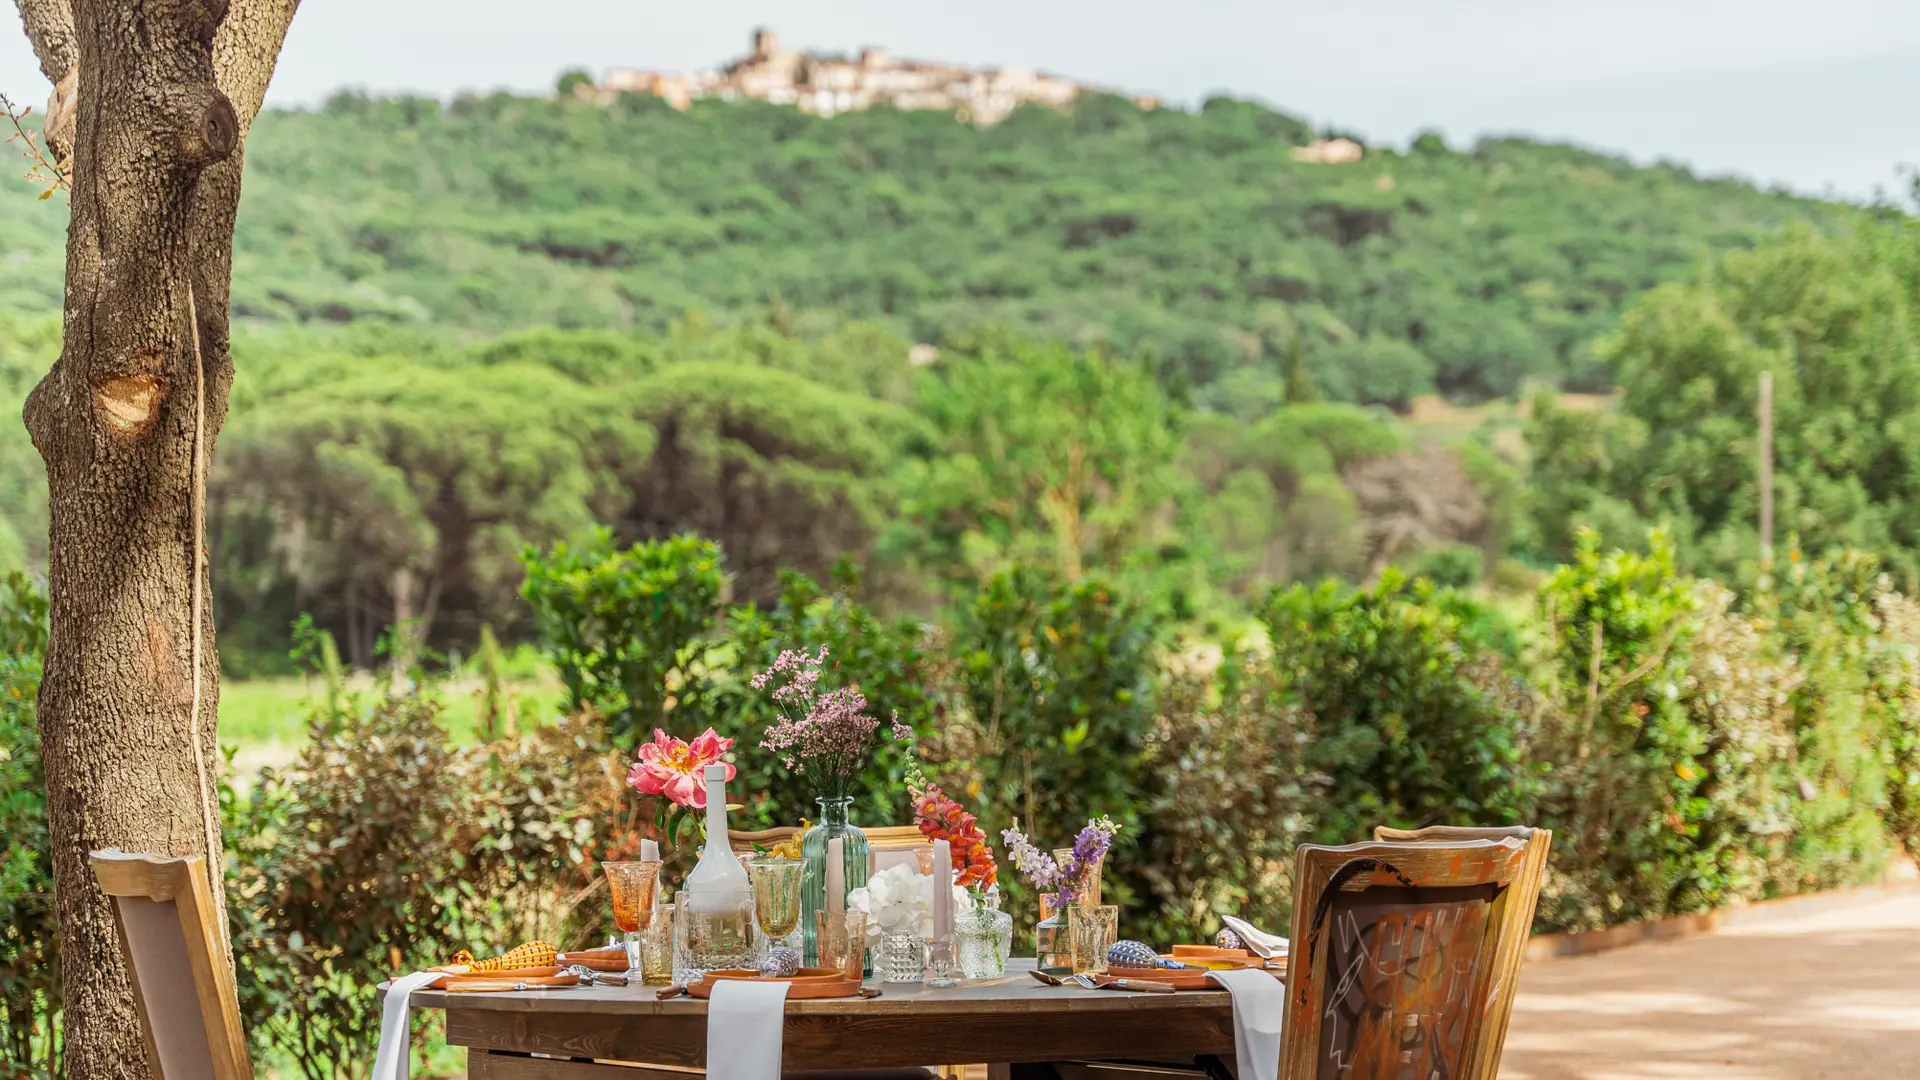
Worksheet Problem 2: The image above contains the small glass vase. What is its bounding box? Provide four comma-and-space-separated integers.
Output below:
879, 932, 927, 983
801, 796, 871, 970
956, 908, 1012, 979
1054, 847, 1105, 907
1037, 848, 1104, 967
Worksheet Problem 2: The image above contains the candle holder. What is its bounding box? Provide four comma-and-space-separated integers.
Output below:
923, 939, 960, 988
878, 932, 926, 984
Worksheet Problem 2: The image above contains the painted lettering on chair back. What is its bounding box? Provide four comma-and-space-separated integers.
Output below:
1316, 884, 1499, 1080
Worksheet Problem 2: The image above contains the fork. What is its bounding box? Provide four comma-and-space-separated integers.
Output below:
1071, 973, 1176, 993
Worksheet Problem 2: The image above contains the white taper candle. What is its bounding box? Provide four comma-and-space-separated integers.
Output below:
827, 836, 846, 915
932, 838, 953, 943
641, 838, 662, 909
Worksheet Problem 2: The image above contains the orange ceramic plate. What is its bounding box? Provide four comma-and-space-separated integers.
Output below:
1106, 955, 1263, 990
689, 967, 863, 1000
558, 947, 630, 972
1170, 944, 1253, 961
429, 966, 576, 990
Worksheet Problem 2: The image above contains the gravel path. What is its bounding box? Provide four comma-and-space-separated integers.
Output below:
1501, 890, 1920, 1079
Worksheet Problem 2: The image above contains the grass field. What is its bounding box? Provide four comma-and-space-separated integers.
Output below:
219, 670, 568, 777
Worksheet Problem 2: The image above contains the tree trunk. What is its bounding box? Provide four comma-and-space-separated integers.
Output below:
13, 1, 297, 1077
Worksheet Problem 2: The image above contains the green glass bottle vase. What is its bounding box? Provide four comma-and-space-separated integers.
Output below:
799, 796, 870, 973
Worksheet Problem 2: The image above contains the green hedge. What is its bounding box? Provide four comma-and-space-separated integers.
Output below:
6, 530, 1920, 1076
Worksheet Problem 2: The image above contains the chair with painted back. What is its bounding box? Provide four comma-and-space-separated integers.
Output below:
727, 825, 933, 874
90, 849, 251, 1080
1372, 824, 1552, 1080
1277, 834, 1545, 1080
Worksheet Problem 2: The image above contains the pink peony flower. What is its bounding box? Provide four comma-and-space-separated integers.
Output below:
627, 727, 736, 808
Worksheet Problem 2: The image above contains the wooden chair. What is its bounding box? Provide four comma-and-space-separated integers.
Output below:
1277, 834, 1545, 1080
90, 849, 251, 1080
1372, 824, 1552, 1080
730, 826, 801, 854
728, 826, 934, 875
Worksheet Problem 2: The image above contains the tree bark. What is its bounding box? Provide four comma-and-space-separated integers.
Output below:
12, 1, 296, 1077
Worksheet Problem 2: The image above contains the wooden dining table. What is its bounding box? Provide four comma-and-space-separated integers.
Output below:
391, 960, 1243, 1079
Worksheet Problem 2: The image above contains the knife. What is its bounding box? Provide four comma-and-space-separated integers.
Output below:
1103, 978, 1177, 994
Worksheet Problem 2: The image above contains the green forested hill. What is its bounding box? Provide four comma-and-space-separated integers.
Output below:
0, 88, 1889, 671
1, 91, 1844, 401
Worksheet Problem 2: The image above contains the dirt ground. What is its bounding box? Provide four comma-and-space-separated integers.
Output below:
1501, 890, 1920, 1079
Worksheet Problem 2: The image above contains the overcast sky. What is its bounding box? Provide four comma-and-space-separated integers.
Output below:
7, 0, 1918, 201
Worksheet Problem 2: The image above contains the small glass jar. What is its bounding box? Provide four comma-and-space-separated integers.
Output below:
956, 908, 1012, 979
878, 932, 926, 984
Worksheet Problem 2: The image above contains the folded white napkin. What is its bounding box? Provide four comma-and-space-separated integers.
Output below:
706, 978, 792, 1080
1221, 915, 1289, 958
373, 971, 442, 1080
1207, 968, 1285, 1080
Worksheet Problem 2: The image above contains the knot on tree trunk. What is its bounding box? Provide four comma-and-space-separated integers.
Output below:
172, 86, 239, 168
93, 372, 168, 437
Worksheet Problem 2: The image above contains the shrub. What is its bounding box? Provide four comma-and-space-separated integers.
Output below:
1526, 531, 1703, 930
1764, 551, 1900, 891
1261, 570, 1522, 847
0, 572, 52, 1077
521, 529, 725, 746
466, 712, 609, 946
1400, 542, 1486, 588
1134, 644, 1316, 946
1876, 589, 1920, 861
948, 565, 1161, 916
1672, 581, 1800, 907
232, 695, 483, 1080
